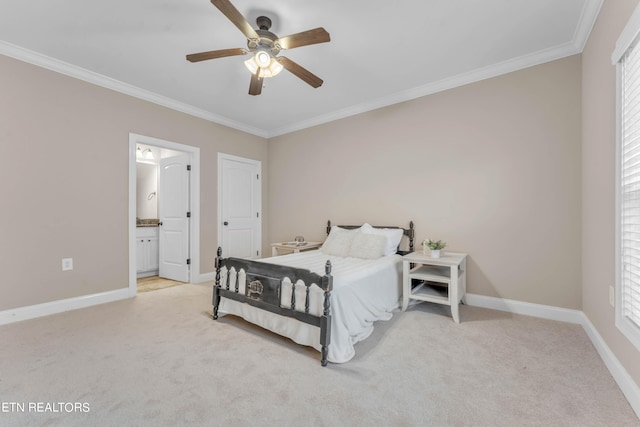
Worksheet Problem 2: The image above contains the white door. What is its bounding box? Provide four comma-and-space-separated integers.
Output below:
159, 154, 190, 282
219, 154, 261, 259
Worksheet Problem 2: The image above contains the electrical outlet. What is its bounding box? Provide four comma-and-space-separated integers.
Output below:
62, 258, 73, 271
609, 285, 615, 307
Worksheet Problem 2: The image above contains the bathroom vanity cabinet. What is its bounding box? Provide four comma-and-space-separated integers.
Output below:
136, 227, 159, 278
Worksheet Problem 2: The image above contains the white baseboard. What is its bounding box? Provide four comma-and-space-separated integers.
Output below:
0, 273, 217, 326
580, 314, 640, 419
465, 293, 640, 419
464, 293, 584, 323
0, 288, 132, 326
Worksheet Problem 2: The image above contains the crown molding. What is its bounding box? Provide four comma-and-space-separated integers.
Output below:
612, 0, 640, 63
0, 40, 270, 138
267, 0, 603, 138
574, 0, 604, 53
1, 0, 602, 140
268, 42, 579, 137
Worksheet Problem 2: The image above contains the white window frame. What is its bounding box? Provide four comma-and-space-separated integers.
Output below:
613, 2, 640, 352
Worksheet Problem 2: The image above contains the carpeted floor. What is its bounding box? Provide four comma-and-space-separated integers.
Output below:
0, 282, 638, 426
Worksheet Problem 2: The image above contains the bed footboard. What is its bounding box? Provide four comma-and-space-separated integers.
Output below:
213, 247, 334, 366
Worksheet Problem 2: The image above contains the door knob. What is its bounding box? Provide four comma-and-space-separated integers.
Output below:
223, 221, 229, 226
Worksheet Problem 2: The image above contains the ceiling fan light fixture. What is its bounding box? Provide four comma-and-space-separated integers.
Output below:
244, 56, 259, 75
244, 51, 283, 78
255, 51, 270, 67
187, 1, 330, 95
260, 58, 283, 78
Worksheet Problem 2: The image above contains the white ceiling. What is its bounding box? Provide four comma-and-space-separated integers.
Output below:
0, 0, 602, 138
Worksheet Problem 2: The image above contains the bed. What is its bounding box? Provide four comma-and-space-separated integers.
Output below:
213, 220, 415, 366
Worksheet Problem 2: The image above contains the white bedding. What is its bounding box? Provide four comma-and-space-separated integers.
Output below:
217, 250, 402, 363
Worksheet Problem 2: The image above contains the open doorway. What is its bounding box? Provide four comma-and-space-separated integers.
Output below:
128, 133, 201, 296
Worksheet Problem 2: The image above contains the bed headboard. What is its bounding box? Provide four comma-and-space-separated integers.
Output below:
325, 220, 415, 255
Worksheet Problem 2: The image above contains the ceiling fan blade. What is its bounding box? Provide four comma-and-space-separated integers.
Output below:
278, 28, 330, 50
248, 73, 263, 96
210, 0, 259, 41
186, 48, 246, 62
277, 57, 323, 88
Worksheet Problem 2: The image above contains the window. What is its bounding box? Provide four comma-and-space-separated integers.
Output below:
614, 4, 640, 352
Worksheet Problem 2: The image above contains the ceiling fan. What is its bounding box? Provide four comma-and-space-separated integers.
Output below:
186, 0, 331, 96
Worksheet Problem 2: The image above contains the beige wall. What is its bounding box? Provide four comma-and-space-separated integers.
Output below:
0, 54, 268, 310
582, 0, 640, 385
268, 55, 582, 309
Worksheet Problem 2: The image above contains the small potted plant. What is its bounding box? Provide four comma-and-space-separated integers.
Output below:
423, 239, 446, 258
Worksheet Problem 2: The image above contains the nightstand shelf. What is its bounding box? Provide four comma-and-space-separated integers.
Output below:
409, 282, 449, 304
409, 265, 458, 283
402, 251, 468, 323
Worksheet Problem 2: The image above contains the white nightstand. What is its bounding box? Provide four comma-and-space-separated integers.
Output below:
271, 241, 322, 256
402, 251, 468, 323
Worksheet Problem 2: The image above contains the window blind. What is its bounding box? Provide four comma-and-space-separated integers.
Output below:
620, 40, 640, 331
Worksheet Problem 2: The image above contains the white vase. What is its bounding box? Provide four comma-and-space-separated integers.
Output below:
431, 249, 441, 258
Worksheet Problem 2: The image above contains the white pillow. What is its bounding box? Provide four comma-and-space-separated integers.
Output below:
361, 223, 404, 256
348, 233, 386, 259
320, 226, 357, 257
